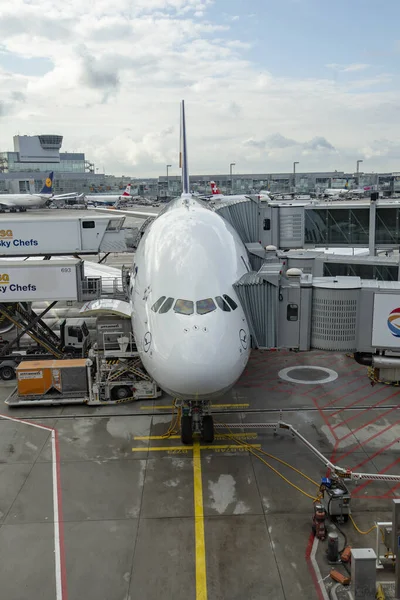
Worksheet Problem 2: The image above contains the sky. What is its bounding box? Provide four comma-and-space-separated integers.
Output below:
0, 0, 400, 177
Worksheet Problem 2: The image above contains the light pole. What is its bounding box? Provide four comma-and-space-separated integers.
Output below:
293, 161, 299, 193
230, 162, 236, 194
356, 160, 363, 188
166, 164, 171, 198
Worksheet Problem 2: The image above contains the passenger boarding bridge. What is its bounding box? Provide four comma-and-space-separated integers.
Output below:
214, 195, 400, 255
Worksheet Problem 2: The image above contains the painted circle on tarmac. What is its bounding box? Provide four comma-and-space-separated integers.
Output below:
278, 366, 338, 385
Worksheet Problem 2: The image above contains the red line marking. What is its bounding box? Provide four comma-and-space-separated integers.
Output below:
0, 414, 68, 599
383, 480, 400, 498
351, 457, 400, 496
329, 386, 392, 417
313, 398, 338, 441
351, 437, 400, 471
305, 533, 326, 600
336, 406, 399, 443
336, 418, 400, 464
55, 430, 68, 599
332, 395, 399, 429
320, 380, 371, 409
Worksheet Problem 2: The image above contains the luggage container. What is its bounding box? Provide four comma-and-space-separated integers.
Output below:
16, 359, 88, 397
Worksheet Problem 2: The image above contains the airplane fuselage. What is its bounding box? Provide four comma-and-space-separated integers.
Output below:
131, 196, 251, 400
0, 194, 49, 209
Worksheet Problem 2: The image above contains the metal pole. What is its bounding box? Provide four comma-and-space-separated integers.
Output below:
230, 162, 235, 194
369, 195, 377, 257
293, 162, 299, 194
166, 164, 171, 199
357, 159, 363, 188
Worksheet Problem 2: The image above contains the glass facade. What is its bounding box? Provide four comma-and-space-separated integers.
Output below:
0, 151, 85, 173
305, 208, 370, 245
323, 262, 398, 281
375, 208, 400, 244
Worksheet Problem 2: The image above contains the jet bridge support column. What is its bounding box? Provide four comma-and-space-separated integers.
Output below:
392, 499, 400, 598
369, 197, 377, 257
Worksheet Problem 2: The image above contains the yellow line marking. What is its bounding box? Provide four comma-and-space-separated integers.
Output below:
134, 432, 258, 441
131, 443, 261, 452
193, 439, 207, 600
131, 445, 192, 452
140, 403, 249, 410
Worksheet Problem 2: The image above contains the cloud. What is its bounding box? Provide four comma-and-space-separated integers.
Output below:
0, 0, 399, 175
243, 134, 336, 154
303, 137, 336, 152
79, 47, 120, 99
326, 63, 370, 73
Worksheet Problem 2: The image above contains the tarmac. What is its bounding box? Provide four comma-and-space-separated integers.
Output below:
0, 349, 398, 600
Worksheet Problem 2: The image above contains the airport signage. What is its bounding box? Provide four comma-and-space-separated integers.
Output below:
0, 263, 78, 301
372, 294, 400, 348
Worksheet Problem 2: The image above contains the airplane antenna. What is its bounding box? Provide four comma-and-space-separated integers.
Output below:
180, 100, 190, 195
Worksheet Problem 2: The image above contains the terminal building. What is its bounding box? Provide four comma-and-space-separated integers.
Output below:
1, 133, 400, 199
0, 134, 106, 195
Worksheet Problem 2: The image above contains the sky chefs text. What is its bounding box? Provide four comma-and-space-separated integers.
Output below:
0, 229, 38, 249
0, 274, 36, 294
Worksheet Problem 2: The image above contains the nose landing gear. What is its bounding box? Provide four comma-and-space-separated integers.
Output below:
180, 400, 214, 445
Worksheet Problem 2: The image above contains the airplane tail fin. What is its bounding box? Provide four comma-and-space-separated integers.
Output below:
180, 100, 190, 195
210, 181, 221, 195
121, 183, 131, 197
39, 171, 54, 195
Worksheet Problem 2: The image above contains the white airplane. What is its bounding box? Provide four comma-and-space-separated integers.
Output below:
85, 184, 133, 206
208, 181, 271, 201
86, 102, 251, 443
129, 102, 251, 443
323, 188, 350, 197
0, 172, 55, 212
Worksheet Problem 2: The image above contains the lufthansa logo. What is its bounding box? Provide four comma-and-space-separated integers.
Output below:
143, 331, 152, 353
45, 178, 52, 187
239, 329, 248, 350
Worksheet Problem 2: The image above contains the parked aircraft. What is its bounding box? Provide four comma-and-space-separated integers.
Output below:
208, 181, 271, 201
0, 172, 55, 211
83, 102, 251, 444
323, 188, 350, 197
85, 184, 133, 206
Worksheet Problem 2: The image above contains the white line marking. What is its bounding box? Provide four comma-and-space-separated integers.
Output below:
0, 414, 65, 599
310, 537, 330, 600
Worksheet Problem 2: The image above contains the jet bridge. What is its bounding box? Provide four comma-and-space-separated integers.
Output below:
213, 195, 400, 254
235, 247, 400, 362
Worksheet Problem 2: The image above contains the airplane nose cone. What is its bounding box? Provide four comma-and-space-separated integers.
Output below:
160, 334, 247, 399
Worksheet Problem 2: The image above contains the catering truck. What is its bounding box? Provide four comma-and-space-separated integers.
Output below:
4, 314, 161, 406
0, 212, 129, 256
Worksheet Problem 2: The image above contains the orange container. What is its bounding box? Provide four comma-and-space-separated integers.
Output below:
16, 359, 87, 396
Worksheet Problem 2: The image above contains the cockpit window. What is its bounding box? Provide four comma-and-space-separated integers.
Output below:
196, 298, 216, 315
151, 296, 166, 312
215, 296, 231, 312
223, 294, 238, 310
159, 297, 174, 314
174, 299, 194, 315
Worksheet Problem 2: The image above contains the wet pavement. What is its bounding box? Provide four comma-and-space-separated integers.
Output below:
0, 350, 398, 599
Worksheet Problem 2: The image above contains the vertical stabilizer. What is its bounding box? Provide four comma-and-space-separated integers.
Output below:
39, 171, 54, 195
180, 100, 190, 195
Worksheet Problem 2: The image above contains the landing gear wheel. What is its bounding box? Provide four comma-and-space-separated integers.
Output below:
202, 415, 214, 443
181, 415, 193, 445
